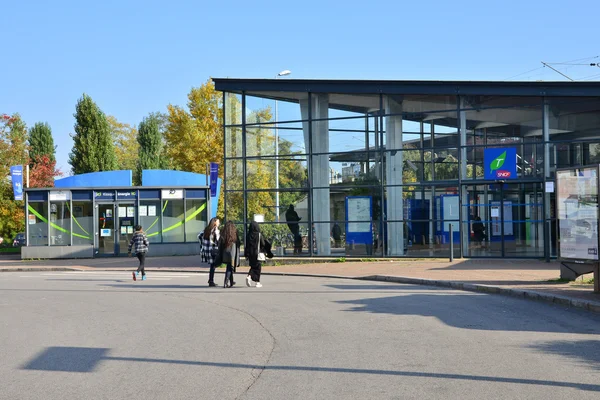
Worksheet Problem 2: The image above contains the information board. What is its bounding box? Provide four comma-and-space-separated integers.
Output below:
557, 167, 599, 261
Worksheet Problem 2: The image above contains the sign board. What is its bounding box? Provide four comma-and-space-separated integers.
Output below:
210, 163, 219, 197
484, 148, 517, 180
10, 165, 23, 200
545, 181, 555, 193
557, 167, 599, 261
49, 191, 70, 201
345, 196, 373, 246
95, 191, 115, 200
161, 189, 184, 199
117, 190, 137, 200
101, 229, 112, 237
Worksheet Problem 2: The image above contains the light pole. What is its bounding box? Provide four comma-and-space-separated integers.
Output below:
275, 69, 291, 222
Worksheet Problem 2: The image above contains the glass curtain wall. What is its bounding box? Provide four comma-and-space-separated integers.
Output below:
223, 87, 600, 259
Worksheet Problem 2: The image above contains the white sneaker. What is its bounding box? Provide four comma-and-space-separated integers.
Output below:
246, 276, 253, 287
255, 282, 263, 288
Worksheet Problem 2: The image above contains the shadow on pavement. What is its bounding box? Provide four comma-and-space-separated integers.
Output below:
20, 346, 600, 392
335, 291, 600, 334
528, 340, 600, 371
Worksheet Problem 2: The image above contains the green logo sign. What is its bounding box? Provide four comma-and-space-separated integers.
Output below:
489, 151, 506, 174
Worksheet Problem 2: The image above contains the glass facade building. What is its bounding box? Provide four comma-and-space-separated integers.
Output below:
214, 78, 600, 259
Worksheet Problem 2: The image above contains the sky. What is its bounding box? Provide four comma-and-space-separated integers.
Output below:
2, 0, 599, 173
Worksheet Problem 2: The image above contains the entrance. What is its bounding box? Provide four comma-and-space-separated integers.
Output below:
463, 183, 545, 258
96, 203, 136, 256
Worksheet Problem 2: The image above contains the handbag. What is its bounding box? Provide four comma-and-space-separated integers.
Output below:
257, 233, 266, 261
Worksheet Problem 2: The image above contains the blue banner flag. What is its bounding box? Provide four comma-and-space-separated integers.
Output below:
210, 163, 218, 197
10, 165, 24, 200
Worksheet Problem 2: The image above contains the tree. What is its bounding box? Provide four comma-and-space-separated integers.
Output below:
0, 113, 28, 240
107, 115, 139, 183
165, 80, 225, 217
137, 113, 167, 181
28, 122, 55, 163
29, 155, 62, 188
69, 94, 117, 174
165, 80, 223, 173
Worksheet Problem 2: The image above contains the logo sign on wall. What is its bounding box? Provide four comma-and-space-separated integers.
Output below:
484, 148, 517, 180
49, 191, 70, 201
95, 191, 115, 200
117, 190, 137, 200
161, 189, 184, 199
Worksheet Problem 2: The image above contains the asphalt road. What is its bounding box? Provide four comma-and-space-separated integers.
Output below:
1, 271, 600, 400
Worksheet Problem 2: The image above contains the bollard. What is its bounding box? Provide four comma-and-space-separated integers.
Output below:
449, 223, 454, 262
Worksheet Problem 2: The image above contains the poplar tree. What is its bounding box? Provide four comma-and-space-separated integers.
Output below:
69, 94, 117, 174
28, 122, 55, 162
136, 113, 166, 182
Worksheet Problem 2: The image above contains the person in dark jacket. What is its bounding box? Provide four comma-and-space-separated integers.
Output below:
472, 216, 486, 247
285, 205, 302, 254
244, 221, 273, 287
214, 221, 240, 288
128, 225, 149, 281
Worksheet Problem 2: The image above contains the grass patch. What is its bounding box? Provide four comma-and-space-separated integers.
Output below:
545, 278, 572, 283
333, 257, 346, 263
0, 247, 20, 254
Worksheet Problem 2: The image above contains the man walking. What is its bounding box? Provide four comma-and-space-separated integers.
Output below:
128, 225, 149, 281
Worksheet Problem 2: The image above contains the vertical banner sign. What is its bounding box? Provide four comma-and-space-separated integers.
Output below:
10, 165, 23, 200
484, 148, 517, 180
210, 162, 218, 197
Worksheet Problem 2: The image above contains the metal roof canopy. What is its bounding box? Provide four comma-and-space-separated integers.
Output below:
213, 78, 600, 98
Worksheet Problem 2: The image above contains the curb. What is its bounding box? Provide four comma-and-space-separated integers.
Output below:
0, 268, 83, 272
356, 275, 600, 314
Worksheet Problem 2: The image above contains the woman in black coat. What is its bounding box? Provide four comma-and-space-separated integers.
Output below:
244, 221, 272, 288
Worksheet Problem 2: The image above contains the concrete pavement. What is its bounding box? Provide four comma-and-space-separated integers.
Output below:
1, 255, 599, 312
2, 272, 600, 399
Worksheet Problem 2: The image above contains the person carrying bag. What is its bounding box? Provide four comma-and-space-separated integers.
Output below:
244, 221, 273, 288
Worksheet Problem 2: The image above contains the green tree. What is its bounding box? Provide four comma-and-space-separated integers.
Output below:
0, 113, 28, 240
137, 113, 167, 181
69, 94, 117, 174
107, 115, 139, 184
28, 122, 55, 163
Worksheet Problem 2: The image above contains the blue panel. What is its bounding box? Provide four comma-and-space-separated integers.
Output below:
55, 171, 132, 188
27, 191, 48, 201
185, 189, 207, 199
72, 191, 92, 201
139, 190, 160, 199
345, 196, 373, 245
142, 170, 207, 186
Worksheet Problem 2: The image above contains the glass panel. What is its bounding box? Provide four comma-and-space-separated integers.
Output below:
225, 191, 244, 223
49, 201, 70, 246
140, 200, 161, 243
72, 201, 93, 246
28, 201, 48, 246
247, 191, 275, 222
226, 159, 244, 190
224, 92, 242, 126
225, 127, 243, 158
117, 204, 136, 255
98, 204, 115, 255
246, 157, 307, 190
185, 199, 208, 242
162, 199, 184, 243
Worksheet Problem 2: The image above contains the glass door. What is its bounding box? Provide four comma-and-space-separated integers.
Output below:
117, 204, 136, 255
464, 183, 545, 258
97, 204, 115, 255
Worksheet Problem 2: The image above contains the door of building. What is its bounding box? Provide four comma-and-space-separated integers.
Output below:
97, 204, 116, 255
96, 203, 137, 256
116, 203, 136, 255
464, 183, 545, 258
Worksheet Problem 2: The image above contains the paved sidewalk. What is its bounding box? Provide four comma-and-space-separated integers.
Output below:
1, 255, 599, 312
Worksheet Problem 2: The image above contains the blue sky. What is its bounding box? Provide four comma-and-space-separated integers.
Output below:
2, 0, 599, 173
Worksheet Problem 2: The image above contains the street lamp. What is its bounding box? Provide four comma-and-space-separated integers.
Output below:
275, 69, 291, 222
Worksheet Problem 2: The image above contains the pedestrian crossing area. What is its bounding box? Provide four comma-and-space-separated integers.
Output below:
17, 271, 207, 281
